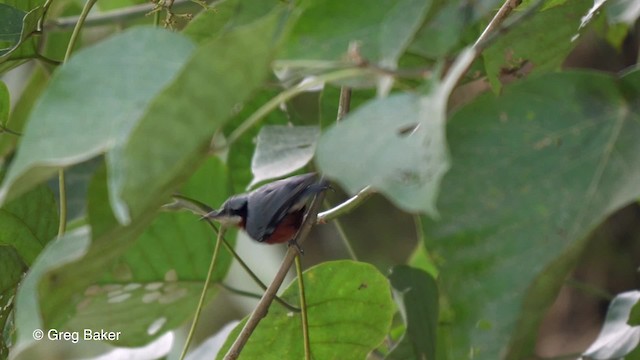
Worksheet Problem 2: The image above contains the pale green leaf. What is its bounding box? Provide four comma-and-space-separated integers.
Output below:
249, 125, 320, 188
0, 27, 196, 206
317, 90, 450, 216
217, 260, 395, 360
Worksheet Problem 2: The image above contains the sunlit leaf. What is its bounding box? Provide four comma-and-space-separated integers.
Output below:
217, 260, 395, 360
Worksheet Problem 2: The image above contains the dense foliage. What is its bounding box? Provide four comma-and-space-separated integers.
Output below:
1, 0, 640, 359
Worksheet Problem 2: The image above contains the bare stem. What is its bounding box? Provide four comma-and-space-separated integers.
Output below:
221, 68, 368, 150
44, 0, 216, 30
295, 254, 311, 360
223, 191, 326, 359
179, 226, 226, 360
56, 0, 98, 238
317, 186, 374, 223
474, 0, 522, 49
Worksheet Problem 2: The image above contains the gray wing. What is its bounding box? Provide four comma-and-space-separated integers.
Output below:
245, 173, 324, 241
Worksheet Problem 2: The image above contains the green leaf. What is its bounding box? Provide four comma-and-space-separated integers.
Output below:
0, 65, 48, 159
483, 0, 592, 91
408, 240, 438, 278
0, 4, 27, 55
249, 125, 320, 188
0, 4, 44, 72
583, 291, 640, 359
217, 260, 395, 359
629, 298, 640, 327
11, 226, 92, 358
226, 88, 289, 193
28, 157, 234, 348
183, 0, 275, 44
281, 0, 431, 67
108, 9, 288, 222
317, 89, 450, 216
0, 27, 196, 207
0, 185, 57, 265
0, 81, 8, 126
423, 70, 640, 359
408, 2, 468, 59
387, 265, 439, 360
0, 248, 24, 357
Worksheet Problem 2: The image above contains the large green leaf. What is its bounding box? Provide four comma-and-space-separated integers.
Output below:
57, 158, 234, 347
0, 65, 48, 159
11, 157, 234, 356
317, 89, 450, 216
0, 185, 57, 265
0, 27, 196, 206
0, 184, 57, 358
483, 0, 592, 91
108, 8, 288, 222
423, 70, 640, 359
10, 226, 92, 358
281, 0, 430, 67
216, 260, 395, 360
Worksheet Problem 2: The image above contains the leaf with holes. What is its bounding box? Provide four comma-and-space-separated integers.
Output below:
317, 90, 450, 217
250, 125, 320, 188
423, 70, 640, 359
216, 260, 395, 360
482, 0, 592, 91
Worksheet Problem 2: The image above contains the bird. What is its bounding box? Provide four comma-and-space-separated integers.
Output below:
202, 173, 329, 244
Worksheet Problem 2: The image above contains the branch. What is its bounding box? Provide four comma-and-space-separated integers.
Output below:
43, 0, 214, 31
474, 0, 522, 49
219, 68, 368, 151
317, 185, 375, 223
179, 225, 226, 360
441, 0, 543, 94
223, 190, 326, 360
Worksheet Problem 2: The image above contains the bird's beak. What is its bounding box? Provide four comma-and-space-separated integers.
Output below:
200, 210, 221, 221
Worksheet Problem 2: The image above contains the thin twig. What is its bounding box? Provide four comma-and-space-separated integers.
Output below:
325, 84, 359, 260
474, 0, 522, 49
440, 0, 543, 95
295, 254, 311, 360
179, 225, 226, 360
219, 283, 301, 312
336, 86, 351, 122
223, 191, 326, 360
43, 0, 212, 31
317, 186, 375, 223
220, 68, 368, 151
218, 236, 301, 312
331, 214, 358, 260
56, 0, 98, 238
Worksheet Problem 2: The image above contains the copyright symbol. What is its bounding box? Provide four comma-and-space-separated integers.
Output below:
32, 329, 44, 340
